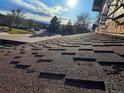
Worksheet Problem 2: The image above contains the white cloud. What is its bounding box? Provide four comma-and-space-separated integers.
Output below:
25, 12, 69, 24
24, 12, 52, 22
0, 9, 69, 24
0, 10, 10, 15
0, 9, 51, 22
11, 0, 68, 16
59, 16, 69, 24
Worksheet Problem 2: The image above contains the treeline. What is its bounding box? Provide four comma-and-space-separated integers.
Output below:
0, 8, 92, 35
48, 12, 92, 35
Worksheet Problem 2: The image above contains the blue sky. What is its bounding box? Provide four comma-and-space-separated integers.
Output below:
0, 0, 98, 24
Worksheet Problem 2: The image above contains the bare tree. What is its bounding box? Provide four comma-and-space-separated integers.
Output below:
6, 14, 13, 31
2, 9, 24, 31
73, 12, 91, 34
10, 9, 24, 27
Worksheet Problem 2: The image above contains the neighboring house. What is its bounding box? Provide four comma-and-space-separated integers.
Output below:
92, 0, 124, 34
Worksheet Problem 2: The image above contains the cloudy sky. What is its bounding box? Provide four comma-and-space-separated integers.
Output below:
0, 0, 98, 24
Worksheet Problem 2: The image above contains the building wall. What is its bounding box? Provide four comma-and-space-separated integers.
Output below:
96, 0, 124, 34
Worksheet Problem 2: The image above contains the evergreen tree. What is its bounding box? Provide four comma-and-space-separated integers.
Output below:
65, 20, 73, 35
48, 16, 60, 33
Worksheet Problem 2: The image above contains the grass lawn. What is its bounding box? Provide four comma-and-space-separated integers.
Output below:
8, 28, 32, 34
0, 25, 32, 34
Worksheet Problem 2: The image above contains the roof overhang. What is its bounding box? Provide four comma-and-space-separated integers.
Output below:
92, 0, 104, 12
